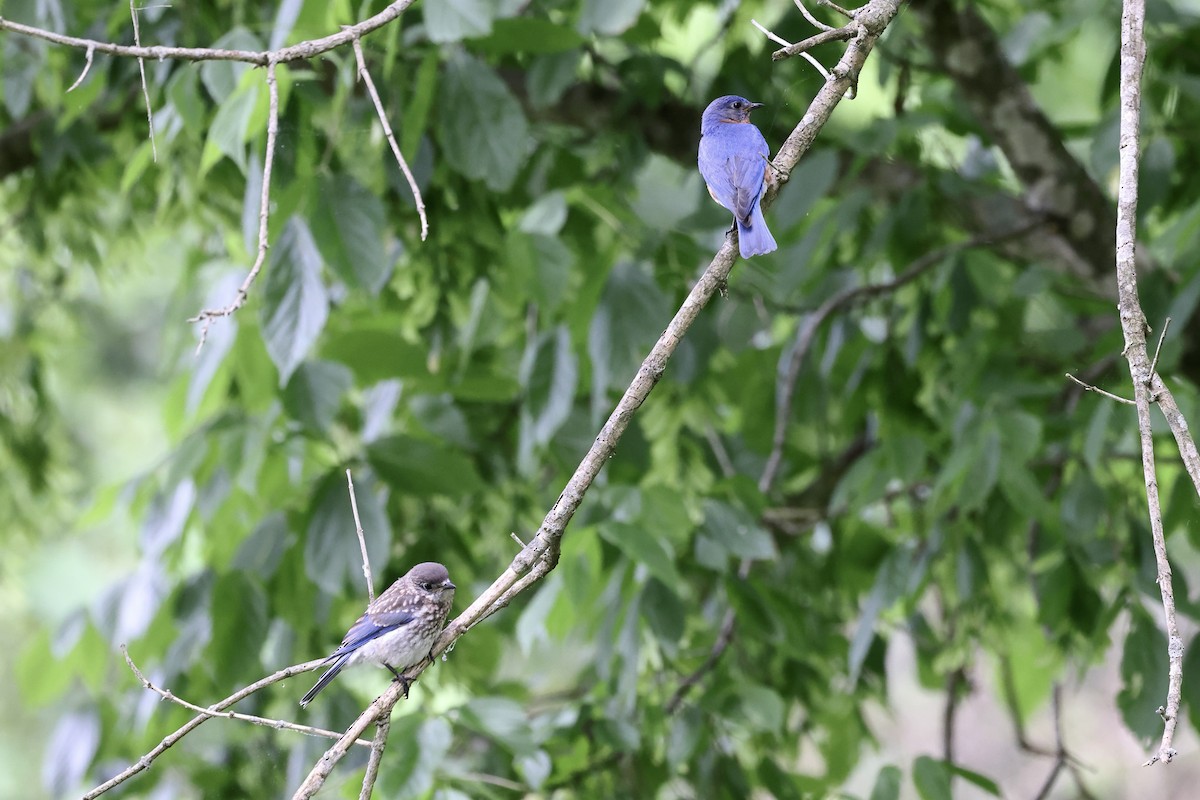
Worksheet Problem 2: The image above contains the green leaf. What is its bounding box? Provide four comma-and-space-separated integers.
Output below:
310, 174, 390, 293
948, 764, 1001, 796
281, 359, 353, 433
739, 685, 785, 733
438, 53, 531, 191
912, 756, 952, 800
587, 262, 670, 411
424, 0, 493, 43
694, 500, 778, 570
1118, 607, 1170, 744
199, 27, 262, 102
304, 469, 392, 594
261, 216, 329, 383
868, 765, 902, 800
201, 75, 261, 174
367, 434, 483, 497
578, 0, 645, 34
207, 570, 268, 685
599, 521, 682, 588
633, 154, 701, 231
459, 697, 536, 754
472, 18, 584, 55
518, 325, 578, 467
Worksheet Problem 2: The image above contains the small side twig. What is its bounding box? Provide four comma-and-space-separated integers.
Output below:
67, 43, 95, 92
346, 469, 375, 602
189, 59, 280, 350
1065, 373, 1135, 405
818, 0, 857, 20
665, 609, 737, 714
121, 646, 370, 747
751, 19, 833, 81
771, 25, 855, 62
1149, 316, 1171, 376
351, 37, 428, 241
129, 1, 157, 161
83, 650, 332, 799
794, 0, 837, 31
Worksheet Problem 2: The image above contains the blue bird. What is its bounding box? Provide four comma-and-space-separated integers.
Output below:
698, 95, 777, 258
300, 562, 456, 707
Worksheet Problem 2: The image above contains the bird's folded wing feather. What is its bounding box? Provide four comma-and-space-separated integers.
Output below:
726, 153, 766, 226
328, 610, 416, 657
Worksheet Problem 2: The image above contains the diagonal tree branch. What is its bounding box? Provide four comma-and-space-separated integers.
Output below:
1113, 0, 1185, 767
288, 0, 906, 790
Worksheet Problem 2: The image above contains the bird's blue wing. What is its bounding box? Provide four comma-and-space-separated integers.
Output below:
699, 124, 769, 225
727, 153, 766, 226
328, 609, 416, 658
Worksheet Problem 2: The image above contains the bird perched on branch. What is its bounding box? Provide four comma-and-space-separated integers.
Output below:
698, 95, 778, 258
299, 562, 456, 707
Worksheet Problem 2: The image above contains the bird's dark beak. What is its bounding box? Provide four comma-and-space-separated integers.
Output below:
749, 102, 765, 111
444, 581, 456, 590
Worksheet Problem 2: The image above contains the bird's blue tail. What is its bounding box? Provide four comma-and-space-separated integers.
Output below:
737, 204, 777, 258
300, 654, 349, 707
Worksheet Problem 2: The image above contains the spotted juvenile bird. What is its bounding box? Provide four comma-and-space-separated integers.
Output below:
698, 95, 778, 258
299, 562, 456, 707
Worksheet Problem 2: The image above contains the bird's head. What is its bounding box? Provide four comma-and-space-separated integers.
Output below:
701, 95, 764, 130
405, 562, 456, 598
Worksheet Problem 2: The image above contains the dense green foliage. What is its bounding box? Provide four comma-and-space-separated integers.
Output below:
4, 0, 1200, 797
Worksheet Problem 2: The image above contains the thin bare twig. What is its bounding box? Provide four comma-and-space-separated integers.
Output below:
346, 469, 375, 602
129, 1, 156, 161
358, 715, 391, 800
771, 25, 855, 62
665, 609, 738, 714
1113, 0, 1183, 767
1149, 316, 1171, 376
818, 0, 857, 20
0, 0, 420, 66
751, 19, 832, 81
189, 59, 279, 349
83, 652, 332, 799
795, 0, 837, 31
121, 647, 370, 747
351, 37, 428, 241
1065, 373, 1135, 405
66, 43, 94, 92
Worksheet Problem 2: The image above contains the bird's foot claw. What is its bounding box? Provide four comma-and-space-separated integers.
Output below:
384, 664, 412, 698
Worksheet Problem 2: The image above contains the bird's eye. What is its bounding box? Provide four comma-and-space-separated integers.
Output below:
422, 582, 432, 590
732, 101, 743, 109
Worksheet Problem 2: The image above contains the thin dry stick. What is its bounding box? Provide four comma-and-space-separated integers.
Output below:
771, 26, 855, 61
358, 715, 391, 800
0, 0, 420, 66
66, 43, 94, 92
346, 468, 375, 602
352, 37, 428, 241
1114, 0, 1182, 767
83, 654, 333, 799
751, 19, 833, 81
189, 59, 279, 350
1064, 372, 1134, 405
795, 0, 837, 31
122, 647, 370, 747
129, 0, 156, 161
291, 4, 904, 794
1149, 316, 1171, 375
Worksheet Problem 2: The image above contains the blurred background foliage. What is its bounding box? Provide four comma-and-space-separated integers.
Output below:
4, 0, 1200, 797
